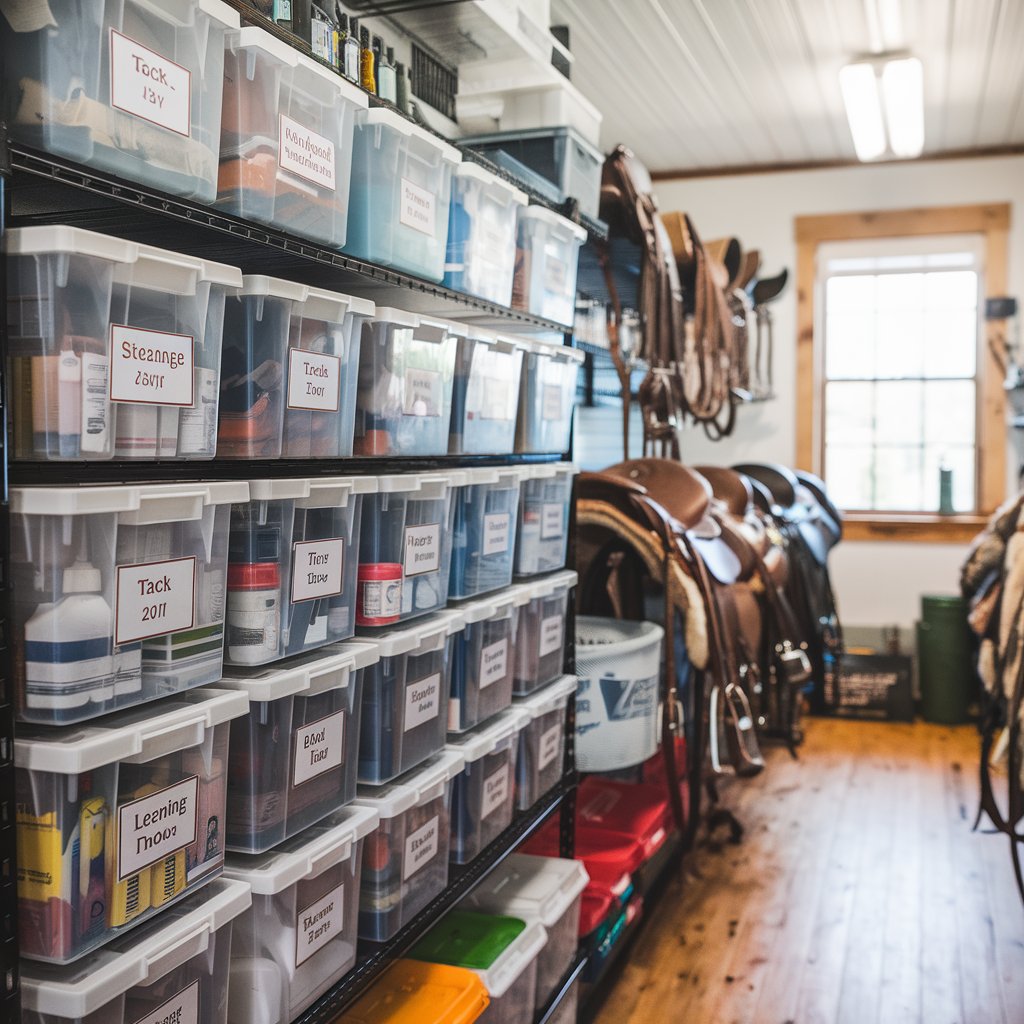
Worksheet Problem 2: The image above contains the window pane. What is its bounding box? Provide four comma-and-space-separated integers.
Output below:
876, 272, 923, 311
924, 307, 977, 377
925, 270, 977, 310
874, 446, 924, 510
875, 380, 923, 445
923, 380, 975, 448
875, 309, 925, 378
923, 446, 976, 512
825, 445, 874, 509
827, 274, 874, 311
825, 381, 874, 446
826, 311, 875, 378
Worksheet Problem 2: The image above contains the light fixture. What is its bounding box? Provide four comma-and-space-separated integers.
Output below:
839, 54, 925, 161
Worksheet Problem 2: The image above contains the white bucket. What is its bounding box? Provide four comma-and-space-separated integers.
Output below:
575, 616, 663, 772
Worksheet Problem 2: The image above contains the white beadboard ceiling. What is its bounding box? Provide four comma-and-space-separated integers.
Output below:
550, 0, 1024, 174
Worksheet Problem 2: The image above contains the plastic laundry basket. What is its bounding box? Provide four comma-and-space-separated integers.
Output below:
574, 616, 663, 772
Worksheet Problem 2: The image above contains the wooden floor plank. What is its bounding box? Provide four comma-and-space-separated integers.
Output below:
590, 718, 1024, 1024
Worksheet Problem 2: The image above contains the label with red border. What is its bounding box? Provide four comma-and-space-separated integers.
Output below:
538, 723, 562, 770
110, 29, 191, 137
109, 325, 195, 407
287, 349, 341, 412
115, 556, 196, 645
118, 775, 198, 880
292, 710, 346, 787
279, 114, 336, 191
291, 539, 344, 603
132, 979, 199, 1024
295, 882, 344, 967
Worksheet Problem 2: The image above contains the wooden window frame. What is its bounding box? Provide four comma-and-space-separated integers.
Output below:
795, 203, 1010, 543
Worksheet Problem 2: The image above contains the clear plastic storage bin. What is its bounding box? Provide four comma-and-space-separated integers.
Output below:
217, 277, 373, 459
354, 309, 461, 457
410, 912, 547, 1024
512, 571, 576, 696
511, 207, 587, 326
20, 877, 251, 1024
450, 468, 523, 601
353, 750, 464, 942
15, 688, 249, 964
224, 805, 378, 1024
443, 163, 527, 304
514, 463, 576, 577
218, 26, 367, 246
1, 0, 238, 201
463, 854, 588, 1010
447, 591, 519, 734
447, 709, 529, 865
11, 481, 244, 725
224, 477, 374, 666
338, 960, 490, 1024
220, 644, 377, 853
449, 331, 525, 456
346, 108, 461, 281
514, 675, 575, 809
357, 616, 461, 785
515, 343, 583, 455
356, 473, 460, 629
7, 227, 242, 461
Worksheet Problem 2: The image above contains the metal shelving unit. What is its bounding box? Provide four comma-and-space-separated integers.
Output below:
1, 113, 582, 1017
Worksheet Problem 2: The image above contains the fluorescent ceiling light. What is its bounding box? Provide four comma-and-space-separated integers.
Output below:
882, 57, 925, 157
839, 55, 925, 161
839, 62, 887, 161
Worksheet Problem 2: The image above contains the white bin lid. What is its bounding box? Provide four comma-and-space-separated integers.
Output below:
235, 275, 375, 320
470, 918, 548, 998
353, 749, 465, 818
360, 610, 462, 659
464, 853, 590, 928
520, 339, 586, 364
458, 588, 521, 626
220, 643, 378, 703
199, 0, 242, 28
11, 480, 249, 518
15, 689, 250, 774
245, 475, 378, 505
514, 674, 577, 719
374, 470, 465, 499
453, 161, 528, 207
445, 708, 530, 764
358, 107, 462, 165
20, 878, 251, 1018
511, 569, 578, 606
455, 465, 524, 489
371, 307, 468, 338
230, 25, 368, 107
519, 460, 579, 482
224, 804, 379, 894
518, 204, 588, 243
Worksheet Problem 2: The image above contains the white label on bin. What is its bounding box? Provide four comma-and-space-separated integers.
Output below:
109, 325, 195, 407
403, 814, 440, 880
544, 255, 569, 294
110, 30, 191, 137
399, 178, 436, 236
402, 367, 442, 417
404, 523, 441, 576
539, 615, 564, 658
480, 639, 509, 689
115, 556, 196, 645
541, 384, 563, 421
279, 114, 337, 191
541, 503, 564, 540
133, 979, 199, 1024
480, 377, 513, 420
360, 577, 402, 621
118, 775, 198, 880
481, 763, 510, 820
288, 349, 341, 412
291, 539, 345, 603
539, 723, 562, 770
293, 710, 346, 787
295, 882, 345, 967
405, 672, 441, 731
483, 512, 511, 556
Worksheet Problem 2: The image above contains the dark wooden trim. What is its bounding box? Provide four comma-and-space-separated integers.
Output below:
650, 143, 1024, 183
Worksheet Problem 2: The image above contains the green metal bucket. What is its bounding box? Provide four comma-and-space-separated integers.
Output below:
916, 595, 972, 724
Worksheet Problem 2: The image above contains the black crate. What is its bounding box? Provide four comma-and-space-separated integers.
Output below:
831, 653, 915, 722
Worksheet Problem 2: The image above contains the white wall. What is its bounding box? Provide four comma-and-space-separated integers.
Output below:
594, 155, 1024, 627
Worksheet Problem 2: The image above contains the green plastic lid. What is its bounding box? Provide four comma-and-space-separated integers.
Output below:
921, 594, 966, 611
409, 911, 526, 970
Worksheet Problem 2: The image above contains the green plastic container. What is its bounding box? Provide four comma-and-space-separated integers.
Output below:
917, 595, 972, 724
410, 911, 525, 969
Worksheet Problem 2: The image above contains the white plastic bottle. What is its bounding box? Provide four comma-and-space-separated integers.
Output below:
23, 557, 114, 715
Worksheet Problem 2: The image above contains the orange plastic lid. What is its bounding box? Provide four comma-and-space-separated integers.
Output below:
338, 960, 489, 1024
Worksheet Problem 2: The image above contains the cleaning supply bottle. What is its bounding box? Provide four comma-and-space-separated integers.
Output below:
359, 26, 376, 94
343, 17, 361, 82
23, 549, 114, 715
378, 45, 398, 103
